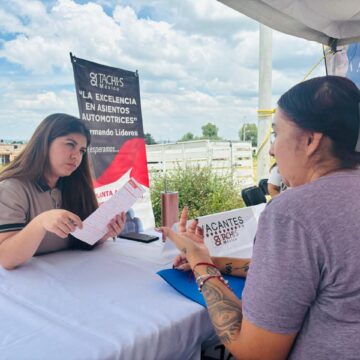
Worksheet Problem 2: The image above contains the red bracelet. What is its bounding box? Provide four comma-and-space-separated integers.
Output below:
192, 262, 217, 273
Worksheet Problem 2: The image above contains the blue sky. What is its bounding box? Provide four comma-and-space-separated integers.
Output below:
0, 0, 325, 141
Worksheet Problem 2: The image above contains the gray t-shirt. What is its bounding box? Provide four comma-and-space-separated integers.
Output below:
242, 169, 360, 359
0, 178, 70, 255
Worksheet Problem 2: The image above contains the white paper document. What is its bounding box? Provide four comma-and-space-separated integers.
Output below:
71, 178, 145, 245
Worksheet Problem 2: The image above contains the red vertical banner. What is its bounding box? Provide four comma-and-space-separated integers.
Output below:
70, 53, 154, 231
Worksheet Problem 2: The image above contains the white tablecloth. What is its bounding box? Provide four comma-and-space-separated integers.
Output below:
0, 239, 215, 360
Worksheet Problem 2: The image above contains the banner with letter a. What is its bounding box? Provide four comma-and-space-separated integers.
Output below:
70, 53, 154, 230
325, 43, 360, 87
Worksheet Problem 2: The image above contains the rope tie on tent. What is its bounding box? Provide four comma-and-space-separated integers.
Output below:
302, 48, 332, 81
256, 109, 274, 154
256, 127, 272, 155
257, 109, 275, 117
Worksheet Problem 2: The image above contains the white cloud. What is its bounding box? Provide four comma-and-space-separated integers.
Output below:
11, 0, 47, 19
0, 87, 78, 139
0, 8, 25, 33
14, 91, 68, 109
0, 0, 325, 141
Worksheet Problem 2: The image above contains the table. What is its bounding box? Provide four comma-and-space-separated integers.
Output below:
0, 238, 215, 360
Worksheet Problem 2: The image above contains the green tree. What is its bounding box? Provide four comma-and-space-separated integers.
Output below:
201, 122, 220, 140
179, 132, 196, 142
239, 123, 257, 146
144, 133, 156, 145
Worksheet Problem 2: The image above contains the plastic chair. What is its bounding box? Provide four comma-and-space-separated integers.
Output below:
258, 178, 269, 195
241, 186, 267, 207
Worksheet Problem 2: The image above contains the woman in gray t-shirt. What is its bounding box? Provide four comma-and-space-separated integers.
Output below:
0, 114, 125, 269
161, 76, 360, 360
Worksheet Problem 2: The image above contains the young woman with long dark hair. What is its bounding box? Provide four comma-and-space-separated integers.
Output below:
0, 113, 125, 269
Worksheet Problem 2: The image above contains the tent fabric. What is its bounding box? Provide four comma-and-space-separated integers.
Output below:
218, 0, 360, 45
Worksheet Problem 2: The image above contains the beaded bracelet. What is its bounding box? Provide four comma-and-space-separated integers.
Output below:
195, 274, 219, 292
196, 271, 222, 284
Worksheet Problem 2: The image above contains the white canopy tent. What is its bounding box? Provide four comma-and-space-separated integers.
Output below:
218, 0, 360, 46
218, 0, 360, 181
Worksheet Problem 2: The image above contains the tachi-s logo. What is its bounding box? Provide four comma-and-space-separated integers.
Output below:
90, 72, 98, 86
89, 72, 124, 90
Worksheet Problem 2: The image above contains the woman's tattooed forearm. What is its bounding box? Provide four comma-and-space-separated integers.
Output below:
202, 280, 243, 344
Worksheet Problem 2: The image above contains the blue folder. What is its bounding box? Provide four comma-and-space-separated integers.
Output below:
157, 269, 246, 307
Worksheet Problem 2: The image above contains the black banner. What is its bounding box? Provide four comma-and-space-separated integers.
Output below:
70, 53, 149, 189
71, 54, 154, 229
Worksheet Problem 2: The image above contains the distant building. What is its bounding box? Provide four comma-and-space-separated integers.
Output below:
0, 143, 26, 165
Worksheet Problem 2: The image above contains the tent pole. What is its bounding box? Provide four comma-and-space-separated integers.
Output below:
257, 24, 273, 183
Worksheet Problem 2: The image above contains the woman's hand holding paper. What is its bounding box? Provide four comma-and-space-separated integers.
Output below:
99, 212, 126, 243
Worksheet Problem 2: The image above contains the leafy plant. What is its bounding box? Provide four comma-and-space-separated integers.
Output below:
150, 166, 244, 226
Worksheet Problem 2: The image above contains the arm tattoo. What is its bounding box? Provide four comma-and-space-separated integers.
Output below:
193, 265, 218, 278
206, 265, 220, 275
225, 262, 250, 275
202, 280, 243, 344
